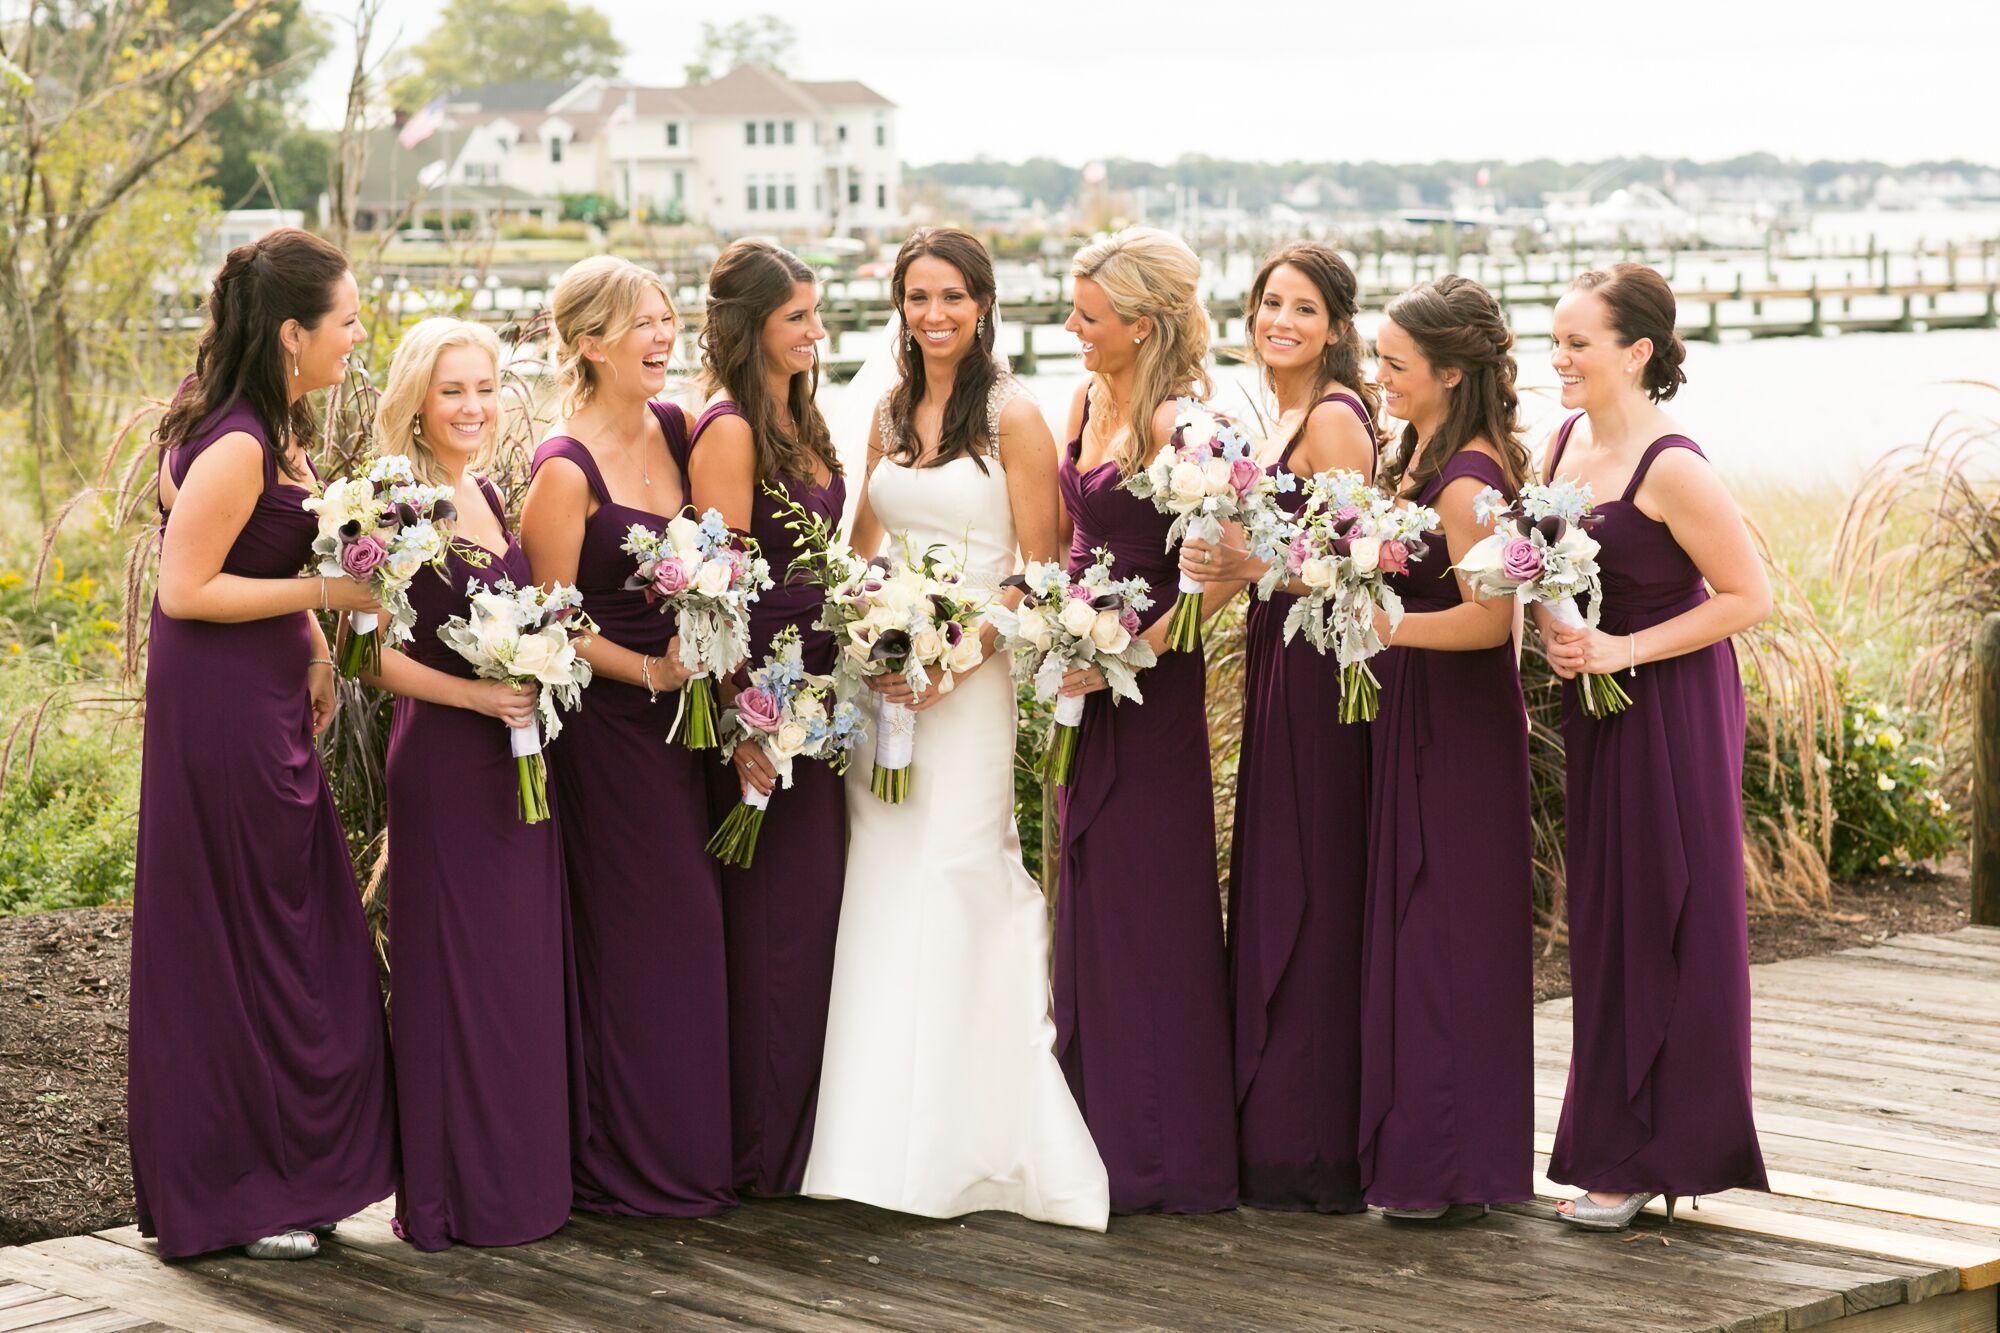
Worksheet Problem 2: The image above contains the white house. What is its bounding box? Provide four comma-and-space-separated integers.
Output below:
432, 65, 901, 239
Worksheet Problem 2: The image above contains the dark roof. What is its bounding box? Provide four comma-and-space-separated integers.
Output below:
350, 127, 560, 212
449, 80, 574, 112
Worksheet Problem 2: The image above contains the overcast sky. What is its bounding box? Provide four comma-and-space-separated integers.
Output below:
302, 0, 2000, 166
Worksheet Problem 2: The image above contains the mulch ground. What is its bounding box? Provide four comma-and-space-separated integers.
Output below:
0, 869, 1977, 1250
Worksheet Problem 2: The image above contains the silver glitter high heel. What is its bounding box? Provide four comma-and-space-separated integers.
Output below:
1381, 1204, 1490, 1223
1558, 1191, 1676, 1232
243, 1228, 320, 1260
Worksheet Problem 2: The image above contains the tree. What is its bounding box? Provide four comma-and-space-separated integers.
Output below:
389, 0, 622, 109
681, 15, 796, 85
176, 0, 335, 208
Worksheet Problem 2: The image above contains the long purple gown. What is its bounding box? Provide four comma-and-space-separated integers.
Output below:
385, 478, 578, 1250
1054, 398, 1237, 1215
1357, 448, 1534, 1211
687, 400, 848, 1196
129, 398, 396, 1259
1231, 393, 1375, 1213
530, 402, 735, 1216
1544, 417, 1769, 1198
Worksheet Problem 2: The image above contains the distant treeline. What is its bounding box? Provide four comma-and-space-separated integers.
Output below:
906, 154, 2000, 212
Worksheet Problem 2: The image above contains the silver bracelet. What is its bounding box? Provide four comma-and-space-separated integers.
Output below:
308, 657, 334, 669
1628, 632, 1639, 678
640, 654, 658, 701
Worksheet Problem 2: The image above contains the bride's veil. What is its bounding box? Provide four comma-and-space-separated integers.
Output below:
830, 316, 900, 531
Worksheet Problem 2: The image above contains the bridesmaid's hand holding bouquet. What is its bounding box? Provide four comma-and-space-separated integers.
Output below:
436, 578, 597, 823
303, 454, 462, 677
1281, 470, 1440, 723
988, 548, 1156, 786
706, 625, 868, 867
1122, 397, 1296, 650
622, 508, 773, 749
1456, 480, 1630, 717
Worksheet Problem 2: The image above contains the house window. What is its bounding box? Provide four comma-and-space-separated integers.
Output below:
745, 121, 756, 145
763, 121, 775, 144
814, 184, 823, 209
673, 170, 685, 201
837, 124, 848, 142
785, 183, 797, 210
549, 137, 563, 164
783, 121, 795, 145
877, 182, 887, 209
875, 124, 885, 148
765, 183, 778, 210
747, 182, 758, 211
666, 122, 679, 147
848, 181, 860, 205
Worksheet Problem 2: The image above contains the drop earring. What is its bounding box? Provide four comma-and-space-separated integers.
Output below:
291, 355, 300, 379
976, 315, 985, 337
412, 417, 423, 439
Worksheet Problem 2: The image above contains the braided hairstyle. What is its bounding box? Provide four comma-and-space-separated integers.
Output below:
1377, 275, 1528, 498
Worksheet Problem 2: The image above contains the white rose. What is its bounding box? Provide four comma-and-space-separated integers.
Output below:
1168, 461, 1206, 507
1200, 456, 1233, 494
909, 626, 945, 662
1455, 533, 1507, 578
1299, 557, 1335, 590
532, 636, 578, 685
508, 629, 557, 679
1057, 597, 1098, 638
1553, 527, 1600, 562
1348, 535, 1381, 575
793, 692, 826, 723
1089, 610, 1131, 655
1178, 406, 1220, 444
772, 720, 809, 757
665, 515, 702, 560
945, 635, 984, 675
694, 558, 733, 597
385, 552, 424, 583
1016, 606, 1053, 651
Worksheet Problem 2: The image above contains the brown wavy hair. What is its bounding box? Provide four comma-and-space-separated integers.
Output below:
697, 239, 838, 483
885, 227, 1000, 474
1378, 275, 1528, 499
154, 227, 350, 480
1245, 243, 1390, 453
1570, 262, 1688, 402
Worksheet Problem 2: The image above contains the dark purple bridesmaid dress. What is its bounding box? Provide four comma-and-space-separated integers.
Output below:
1231, 393, 1374, 1213
1053, 397, 1238, 1215
1356, 448, 1534, 1211
129, 398, 396, 1259
687, 400, 848, 1196
1544, 416, 1769, 1198
530, 401, 734, 1216
385, 477, 577, 1250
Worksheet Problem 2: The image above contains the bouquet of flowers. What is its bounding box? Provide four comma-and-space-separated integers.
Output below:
1279, 470, 1441, 723
706, 625, 868, 867
303, 454, 460, 676
1122, 396, 1296, 651
988, 548, 1156, 785
1457, 480, 1630, 716
621, 508, 772, 749
436, 578, 597, 822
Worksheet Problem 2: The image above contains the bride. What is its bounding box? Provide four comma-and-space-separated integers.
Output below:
801, 228, 1110, 1229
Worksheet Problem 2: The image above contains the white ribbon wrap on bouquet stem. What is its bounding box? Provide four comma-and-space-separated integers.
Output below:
740, 782, 771, 811
1054, 692, 1085, 727
1177, 570, 1203, 597
875, 697, 916, 771
509, 714, 543, 758
1547, 595, 1588, 631
350, 609, 380, 636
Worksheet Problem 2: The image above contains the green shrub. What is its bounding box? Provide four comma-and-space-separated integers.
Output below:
0, 726, 138, 914
1824, 698, 1956, 877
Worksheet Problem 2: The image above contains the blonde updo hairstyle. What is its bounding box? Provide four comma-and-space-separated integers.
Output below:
551, 255, 676, 418
1071, 226, 1213, 477
376, 316, 502, 487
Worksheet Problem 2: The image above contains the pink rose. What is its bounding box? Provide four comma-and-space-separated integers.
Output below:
1287, 531, 1311, 574
1118, 605, 1141, 635
1334, 505, 1361, 523
1377, 538, 1410, 576
651, 557, 690, 596
1069, 584, 1095, 601
735, 686, 781, 733
340, 534, 387, 579
1229, 456, 1263, 499
1500, 537, 1543, 583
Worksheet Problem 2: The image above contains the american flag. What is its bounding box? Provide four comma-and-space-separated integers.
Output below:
398, 97, 447, 150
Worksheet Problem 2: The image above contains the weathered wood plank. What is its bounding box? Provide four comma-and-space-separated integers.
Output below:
0, 1294, 98, 1332
1819, 1286, 1997, 1333
0, 1240, 286, 1333
18, 1313, 175, 1333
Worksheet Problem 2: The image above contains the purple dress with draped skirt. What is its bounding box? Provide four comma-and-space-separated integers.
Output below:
385, 477, 578, 1250
1544, 416, 1768, 1198
1230, 393, 1375, 1213
687, 400, 849, 1196
1054, 397, 1237, 1215
1356, 448, 1534, 1210
530, 402, 735, 1216
129, 398, 396, 1259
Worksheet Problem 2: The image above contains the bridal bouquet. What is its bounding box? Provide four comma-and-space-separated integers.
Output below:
303, 454, 460, 677
621, 508, 772, 749
1122, 396, 1296, 651
436, 578, 597, 823
1457, 480, 1629, 716
1279, 469, 1440, 723
706, 625, 867, 867
988, 548, 1156, 786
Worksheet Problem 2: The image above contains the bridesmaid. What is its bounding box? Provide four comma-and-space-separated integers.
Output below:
1357, 276, 1535, 1220
364, 318, 575, 1250
131, 228, 394, 1259
1541, 264, 1772, 1230
686, 239, 847, 1196
1180, 244, 1384, 1212
520, 256, 734, 1216
1054, 226, 1237, 1214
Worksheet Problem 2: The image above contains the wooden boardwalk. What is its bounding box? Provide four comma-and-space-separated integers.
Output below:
1, 928, 1996, 1332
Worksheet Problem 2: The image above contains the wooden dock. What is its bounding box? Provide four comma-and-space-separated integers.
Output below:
1, 927, 1995, 1331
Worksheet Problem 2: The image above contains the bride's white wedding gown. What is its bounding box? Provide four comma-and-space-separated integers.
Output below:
801, 381, 1110, 1230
